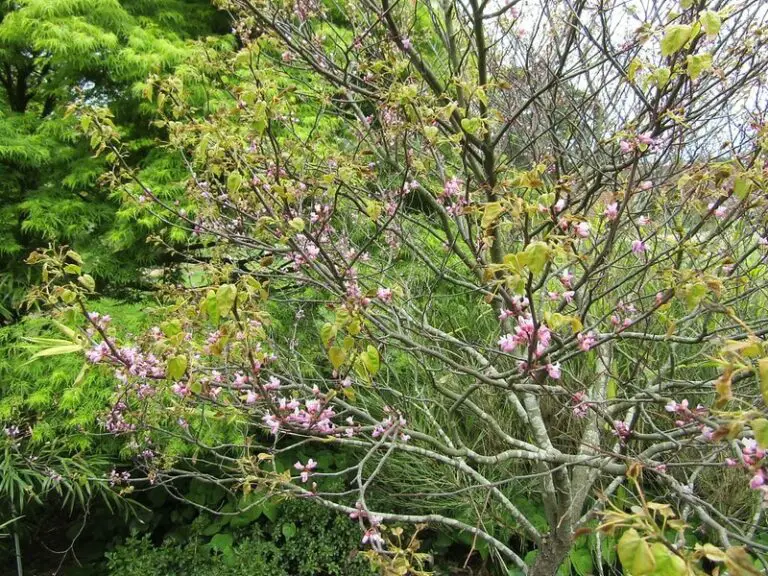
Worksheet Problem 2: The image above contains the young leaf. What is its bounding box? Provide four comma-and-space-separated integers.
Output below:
363, 345, 380, 376
752, 418, 768, 449
661, 24, 693, 56
699, 10, 721, 37
618, 529, 656, 575
329, 346, 346, 369
686, 53, 712, 80
651, 542, 689, 576
216, 284, 238, 317
167, 355, 188, 380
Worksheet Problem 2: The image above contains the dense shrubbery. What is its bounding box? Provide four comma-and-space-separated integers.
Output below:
106, 498, 374, 576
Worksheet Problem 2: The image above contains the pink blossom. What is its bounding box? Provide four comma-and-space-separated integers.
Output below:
577, 331, 597, 352
612, 420, 631, 441
749, 470, 765, 489
264, 376, 281, 391
560, 269, 573, 288
631, 239, 646, 255
637, 132, 659, 146
571, 392, 590, 418
498, 308, 515, 321
442, 177, 462, 198
563, 291, 575, 304
637, 215, 650, 226
708, 202, 727, 219
362, 526, 384, 548
245, 390, 258, 405
604, 202, 619, 220
401, 37, 411, 50
554, 198, 566, 213
294, 458, 318, 483
377, 287, 393, 302
638, 180, 653, 191
263, 413, 280, 434
546, 363, 561, 379
171, 382, 190, 398
742, 438, 758, 454
619, 140, 634, 154
725, 458, 738, 467
498, 333, 518, 352
575, 222, 590, 238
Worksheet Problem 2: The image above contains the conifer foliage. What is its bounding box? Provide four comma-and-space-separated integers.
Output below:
0, 0, 229, 319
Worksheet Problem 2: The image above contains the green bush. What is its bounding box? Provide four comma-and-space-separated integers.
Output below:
106, 498, 374, 576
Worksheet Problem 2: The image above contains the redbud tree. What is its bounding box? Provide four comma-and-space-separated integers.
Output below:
27, 0, 768, 573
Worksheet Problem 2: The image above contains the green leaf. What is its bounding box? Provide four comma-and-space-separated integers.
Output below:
26, 343, 83, 363
569, 546, 594, 576
627, 58, 642, 83
362, 345, 380, 376
227, 172, 242, 193
288, 217, 305, 232
734, 176, 752, 199
481, 202, 504, 229
522, 241, 550, 275
618, 529, 656, 575
209, 533, 234, 553
759, 358, 768, 405
216, 284, 238, 317
460, 117, 481, 136
699, 10, 721, 37
686, 53, 712, 80
167, 355, 188, 380
281, 522, 297, 540
78, 274, 96, 292
661, 24, 693, 56
753, 418, 768, 449
652, 66, 671, 87
651, 542, 688, 576
320, 323, 337, 347
329, 346, 346, 369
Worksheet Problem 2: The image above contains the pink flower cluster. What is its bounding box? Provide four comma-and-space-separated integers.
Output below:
619, 132, 662, 154
289, 234, 321, 268
438, 177, 466, 216
664, 399, 708, 428
262, 396, 338, 436
724, 438, 767, 501
571, 392, 591, 418
577, 331, 597, 352
372, 407, 410, 442
498, 314, 552, 357
109, 469, 131, 486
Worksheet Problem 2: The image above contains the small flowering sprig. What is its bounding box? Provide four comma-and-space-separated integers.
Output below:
293, 458, 317, 483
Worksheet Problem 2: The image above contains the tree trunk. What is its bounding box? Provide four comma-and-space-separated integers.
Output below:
529, 534, 571, 576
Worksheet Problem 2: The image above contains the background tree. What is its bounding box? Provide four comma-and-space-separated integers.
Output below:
0, 0, 230, 320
